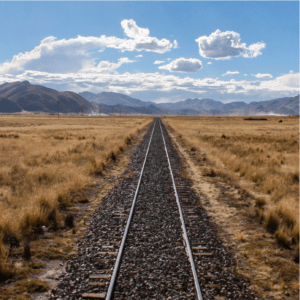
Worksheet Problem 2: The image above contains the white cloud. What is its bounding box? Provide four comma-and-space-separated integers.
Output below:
252, 73, 273, 79
1, 71, 298, 103
159, 58, 203, 73
222, 71, 239, 76
290, 70, 293, 73
136, 54, 143, 58
86, 57, 135, 73
207, 62, 212, 65
244, 74, 247, 76
195, 29, 266, 60
269, 72, 299, 88
117, 19, 176, 53
0, 19, 176, 75
154, 60, 165, 64
121, 19, 150, 39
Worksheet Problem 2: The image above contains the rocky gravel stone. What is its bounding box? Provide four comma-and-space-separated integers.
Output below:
50, 118, 257, 300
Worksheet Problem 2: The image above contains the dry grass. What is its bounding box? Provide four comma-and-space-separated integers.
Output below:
164, 115, 299, 253
0, 114, 152, 283
164, 117, 299, 299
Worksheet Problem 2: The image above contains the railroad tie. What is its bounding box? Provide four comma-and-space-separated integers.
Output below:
82, 293, 106, 299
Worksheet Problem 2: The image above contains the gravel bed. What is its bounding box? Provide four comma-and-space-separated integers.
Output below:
50, 118, 257, 300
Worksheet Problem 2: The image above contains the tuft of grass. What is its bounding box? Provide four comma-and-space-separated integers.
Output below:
15, 279, 50, 293
265, 211, 279, 234
22, 240, 31, 261
293, 243, 299, 263
57, 193, 71, 210
0, 242, 14, 282
204, 168, 216, 177
65, 213, 74, 228
255, 197, 266, 209
275, 229, 291, 249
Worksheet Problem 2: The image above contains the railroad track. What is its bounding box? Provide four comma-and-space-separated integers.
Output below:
51, 118, 255, 300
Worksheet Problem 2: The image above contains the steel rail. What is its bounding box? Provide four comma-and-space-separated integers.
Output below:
159, 119, 203, 300
105, 119, 157, 300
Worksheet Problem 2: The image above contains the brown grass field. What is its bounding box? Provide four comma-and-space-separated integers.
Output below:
0, 114, 152, 290
164, 115, 299, 299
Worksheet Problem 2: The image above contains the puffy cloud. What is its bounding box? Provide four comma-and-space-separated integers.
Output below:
121, 19, 150, 39
154, 60, 165, 64
117, 19, 176, 53
0, 19, 176, 75
136, 54, 143, 58
270, 72, 299, 88
86, 57, 135, 73
252, 73, 273, 78
207, 62, 212, 65
159, 58, 203, 73
222, 71, 239, 76
195, 29, 266, 60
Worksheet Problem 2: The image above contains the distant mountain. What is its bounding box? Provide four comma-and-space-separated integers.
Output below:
156, 98, 248, 111
0, 96, 22, 113
223, 101, 248, 110
0, 81, 95, 113
1, 81, 297, 116
79, 91, 153, 107
92, 102, 203, 116
243, 95, 299, 115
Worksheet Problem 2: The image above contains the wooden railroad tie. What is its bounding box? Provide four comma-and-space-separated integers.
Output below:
98, 252, 117, 255
194, 253, 213, 256
82, 293, 106, 299
192, 246, 207, 250
89, 274, 111, 279
88, 282, 107, 286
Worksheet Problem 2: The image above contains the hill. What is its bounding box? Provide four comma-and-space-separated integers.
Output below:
0, 96, 22, 113
156, 98, 248, 111
79, 91, 153, 107
0, 81, 95, 113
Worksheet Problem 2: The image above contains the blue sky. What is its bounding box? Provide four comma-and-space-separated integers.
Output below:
0, 1, 298, 103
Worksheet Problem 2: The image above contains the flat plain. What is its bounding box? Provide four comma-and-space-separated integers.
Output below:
164, 115, 299, 299
0, 114, 152, 296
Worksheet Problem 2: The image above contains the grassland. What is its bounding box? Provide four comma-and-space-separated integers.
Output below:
164, 115, 299, 298
0, 114, 152, 287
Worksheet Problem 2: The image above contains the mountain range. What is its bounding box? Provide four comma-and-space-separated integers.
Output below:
79, 91, 153, 107
83, 90, 299, 116
0, 81, 96, 113
0, 81, 298, 116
